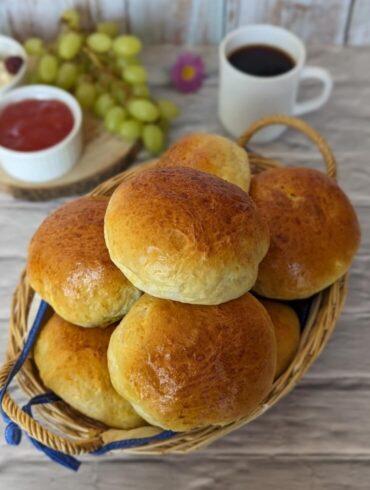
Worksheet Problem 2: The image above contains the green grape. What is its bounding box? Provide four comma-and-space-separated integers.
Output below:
94, 93, 115, 117
113, 56, 137, 77
61, 9, 80, 29
123, 65, 147, 84
142, 124, 165, 155
104, 106, 126, 133
157, 99, 180, 121
97, 21, 119, 38
58, 32, 82, 60
38, 54, 59, 83
75, 82, 96, 109
127, 98, 159, 122
24, 37, 44, 56
87, 32, 112, 53
56, 62, 78, 89
118, 119, 142, 142
113, 35, 142, 57
115, 56, 139, 71
132, 83, 150, 97
110, 81, 127, 104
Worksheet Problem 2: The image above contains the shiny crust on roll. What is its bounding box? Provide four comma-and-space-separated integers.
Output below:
250, 167, 360, 299
157, 132, 251, 191
107, 293, 276, 431
259, 298, 300, 379
34, 314, 144, 429
27, 197, 141, 327
104, 167, 269, 305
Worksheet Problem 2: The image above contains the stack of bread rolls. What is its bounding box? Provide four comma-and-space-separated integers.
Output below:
27, 132, 360, 432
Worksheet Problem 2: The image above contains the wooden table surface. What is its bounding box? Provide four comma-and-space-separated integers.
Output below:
0, 45, 369, 489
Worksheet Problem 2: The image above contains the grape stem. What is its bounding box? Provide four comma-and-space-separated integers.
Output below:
82, 45, 131, 98
82, 46, 106, 71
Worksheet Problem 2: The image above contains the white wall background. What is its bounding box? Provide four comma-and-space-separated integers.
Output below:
0, 0, 369, 46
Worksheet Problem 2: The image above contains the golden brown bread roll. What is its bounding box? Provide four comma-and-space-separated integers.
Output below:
104, 167, 269, 305
250, 167, 360, 299
34, 314, 144, 429
107, 293, 276, 431
27, 197, 141, 327
259, 299, 300, 378
157, 132, 250, 191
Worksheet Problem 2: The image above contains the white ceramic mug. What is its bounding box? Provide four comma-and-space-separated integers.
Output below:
218, 24, 333, 142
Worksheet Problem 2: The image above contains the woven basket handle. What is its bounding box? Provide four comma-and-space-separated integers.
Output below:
237, 114, 337, 179
0, 355, 101, 455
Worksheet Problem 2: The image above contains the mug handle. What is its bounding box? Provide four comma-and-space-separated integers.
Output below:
294, 66, 333, 116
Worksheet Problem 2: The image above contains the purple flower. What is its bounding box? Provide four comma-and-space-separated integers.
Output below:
170, 52, 205, 93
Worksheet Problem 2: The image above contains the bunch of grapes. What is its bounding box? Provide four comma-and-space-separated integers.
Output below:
24, 9, 179, 155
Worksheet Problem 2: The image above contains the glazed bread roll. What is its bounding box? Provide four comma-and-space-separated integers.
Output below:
259, 299, 300, 378
105, 167, 269, 305
34, 314, 144, 429
27, 197, 141, 327
250, 168, 360, 299
108, 293, 276, 431
157, 132, 251, 191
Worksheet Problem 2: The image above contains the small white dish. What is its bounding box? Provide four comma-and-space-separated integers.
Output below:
0, 35, 27, 95
0, 85, 82, 183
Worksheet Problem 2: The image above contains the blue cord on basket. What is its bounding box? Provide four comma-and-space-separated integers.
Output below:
0, 299, 49, 423
0, 300, 176, 471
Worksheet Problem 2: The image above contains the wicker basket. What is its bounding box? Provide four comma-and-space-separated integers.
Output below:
0, 115, 348, 462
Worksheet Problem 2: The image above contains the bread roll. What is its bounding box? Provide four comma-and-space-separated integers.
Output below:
105, 167, 269, 305
34, 314, 144, 429
27, 197, 141, 327
157, 132, 250, 191
108, 293, 276, 431
259, 299, 300, 378
250, 168, 360, 299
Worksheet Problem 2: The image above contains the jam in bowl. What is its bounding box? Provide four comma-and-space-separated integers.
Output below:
0, 85, 82, 183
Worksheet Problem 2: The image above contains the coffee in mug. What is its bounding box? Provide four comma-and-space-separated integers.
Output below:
228, 44, 295, 78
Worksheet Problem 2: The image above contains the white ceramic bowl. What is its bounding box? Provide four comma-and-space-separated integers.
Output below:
0, 35, 27, 95
0, 85, 82, 183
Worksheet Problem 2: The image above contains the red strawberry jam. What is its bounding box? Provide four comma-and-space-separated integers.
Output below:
0, 98, 74, 152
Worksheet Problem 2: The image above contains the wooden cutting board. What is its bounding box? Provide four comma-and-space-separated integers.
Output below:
0, 114, 140, 201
